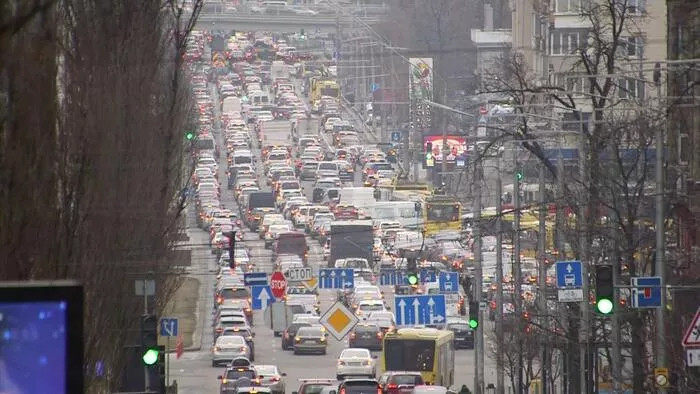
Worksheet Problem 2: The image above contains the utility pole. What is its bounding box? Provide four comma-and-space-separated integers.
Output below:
380, 46, 388, 142
514, 152, 524, 393
556, 146, 569, 393
579, 113, 591, 394
440, 79, 448, 186
654, 63, 667, 394
495, 154, 505, 394
537, 165, 549, 394
473, 161, 484, 394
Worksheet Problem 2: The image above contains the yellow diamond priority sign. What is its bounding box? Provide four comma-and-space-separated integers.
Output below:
319, 301, 359, 341
302, 276, 318, 292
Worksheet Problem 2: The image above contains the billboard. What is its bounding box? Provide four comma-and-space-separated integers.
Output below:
423, 135, 467, 163
409, 58, 433, 130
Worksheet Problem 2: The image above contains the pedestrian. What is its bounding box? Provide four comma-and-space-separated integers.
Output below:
458, 384, 471, 394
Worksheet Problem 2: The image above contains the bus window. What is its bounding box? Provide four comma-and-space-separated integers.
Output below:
426, 204, 459, 221
384, 339, 435, 372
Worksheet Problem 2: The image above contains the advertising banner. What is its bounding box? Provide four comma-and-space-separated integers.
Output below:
423, 135, 467, 163
409, 58, 433, 130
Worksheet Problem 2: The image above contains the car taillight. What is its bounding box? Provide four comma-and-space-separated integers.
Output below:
387, 384, 398, 390
272, 376, 281, 382
214, 346, 221, 351
338, 360, 345, 366
350, 333, 356, 340
216, 328, 223, 333
376, 332, 383, 339
240, 346, 247, 352
245, 308, 251, 313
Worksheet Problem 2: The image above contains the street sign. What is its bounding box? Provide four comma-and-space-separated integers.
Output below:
380, 269, 405, 286
478, 115, 488, 124
439, 272, 459, 293
391, 131, 401, 142
420, 269, 437, 283
654, 368, 669, 388
687, 348, 700, 367
134, 279, 155, 296
302, 276, 318, 292
251, 285, 275, 310
371, 82, 380, 93
270, 272, 287, 299
394, 295, 446, 326
243, 272, 267, 287
682, 306, 700, 347
160, 318, 178, 337
320, 301, 359, 341
479, 106, 488, 115
319, 268, 354, 289
631, 276, 662, 308
557, 288, 584, 302
556, 261, 583, 288
285, 267, 314, 282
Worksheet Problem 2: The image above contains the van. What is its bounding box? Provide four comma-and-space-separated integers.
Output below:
273, 232, 308, 262
233, 151, 253, 166
250, 91, 269, 106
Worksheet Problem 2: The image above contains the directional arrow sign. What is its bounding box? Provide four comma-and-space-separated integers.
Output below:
394, 295, 446, 326
251, 285, 275, 310
439, 272, 459, 293
319, 268, 354, 289
244, 272, 267, 287
160, 318, 178, 337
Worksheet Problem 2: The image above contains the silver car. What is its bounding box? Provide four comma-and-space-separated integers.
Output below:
293, 326, 327, 355
212, 335, 250, 367
255, 364, 287, 394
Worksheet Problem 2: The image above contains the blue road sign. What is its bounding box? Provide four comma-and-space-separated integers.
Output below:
556, 260, 583, 288
371, 83, 380, 93
632, 276, 662, 308
394, 295, 446, 326
319, 268, 354, 289
391, 131, 401, 142
380, 269, 406, 286
420, 269, 437, 284
439, 272, 459, 293
251, 285, 275, 310
160, 318, 178, 337
244, 272, 268, 287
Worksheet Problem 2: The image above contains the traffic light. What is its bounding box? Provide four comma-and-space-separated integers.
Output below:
300, 28, 306, 39
140, 314, 159, 366
468, 301, 479, 329
515, 170, 523, 181
406, 257, 418, 286
185, 130, 195, 141
595, 265, 614, 315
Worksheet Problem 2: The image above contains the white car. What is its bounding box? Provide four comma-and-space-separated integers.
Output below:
336, 348, 376, 380
211, 335, 250, 366
355, 299, 387, 318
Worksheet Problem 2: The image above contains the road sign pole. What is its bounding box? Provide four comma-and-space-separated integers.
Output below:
654, 75, 667, 393
495, 156, 505, 394
474, 157, 484, 394
166, 335, 170, 389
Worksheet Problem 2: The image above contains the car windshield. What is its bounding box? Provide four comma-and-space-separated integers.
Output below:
217, 336, 245, 345
342, 349, 369, 358
449, 323, 470, 331
302, 384, 333, 394
354, 325, 379, 333
341, 382, 378, 394
225, 369, 256, 380
255, 365, 277, 375
221, 288, 249, 298
297, 327, 322, 336
391, 375, 422, 385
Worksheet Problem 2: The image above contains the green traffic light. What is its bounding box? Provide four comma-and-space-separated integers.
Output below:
407, 274, 418, 286
142, 348, 159, 365
185, 132, 195, 141
596, 298, 614, 314
468, 319, 478, 329
515, 171, 523, 181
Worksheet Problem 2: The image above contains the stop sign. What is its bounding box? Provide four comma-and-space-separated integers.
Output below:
270, 271, 287, 299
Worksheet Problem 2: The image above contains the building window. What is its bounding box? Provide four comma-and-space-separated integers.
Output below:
621, 36, 641, 57
556, 0, 582, 13
549, 31, 584, 55
679, 133, 689, 165
626, 0, 645, 15
618, 78, 645, 99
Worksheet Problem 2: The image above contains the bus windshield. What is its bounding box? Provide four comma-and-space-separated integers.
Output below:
384, 339, 436, 372
321, 87, 339, 97
426, 204, 459, 221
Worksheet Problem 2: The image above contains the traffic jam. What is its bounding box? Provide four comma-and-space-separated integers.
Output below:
185, 29, 478, 394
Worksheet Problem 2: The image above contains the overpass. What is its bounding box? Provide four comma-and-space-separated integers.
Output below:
195, 14, 380, 33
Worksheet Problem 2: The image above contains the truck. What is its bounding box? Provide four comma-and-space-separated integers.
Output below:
245, 192, 276, 231
328, 220, 374, 267
258, 120, 292, 149
291, 117, 319, 140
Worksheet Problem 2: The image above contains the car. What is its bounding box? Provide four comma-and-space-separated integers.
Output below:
378, 372, 424, 394
221, 326, 256, 361
212, 335, 250, 367
445, 320, 474, 349
410, 385, 457, 394
281, 322, 311, 350
355, 300, 387, 318
217, 364, 259, 393
293, 326, 327, 355
292, 379, 336, 394
255, 364, 287, 394
336, 348, 376, 379
337, 378, 381, 394
348, 323, 383, 351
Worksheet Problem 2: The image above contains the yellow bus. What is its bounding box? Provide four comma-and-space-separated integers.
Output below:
380, 328, 455, 386
311, 79, 340, 103
424, 195, 462, 237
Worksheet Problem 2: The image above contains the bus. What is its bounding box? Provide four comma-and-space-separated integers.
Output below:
423, 195, 462, 237
311, 79, 340, 103
380, 328, 455, 386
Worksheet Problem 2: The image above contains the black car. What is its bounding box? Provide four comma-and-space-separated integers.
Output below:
348, 323, 383, 351
281, 322, 311, 350
445, 321, 474, 349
